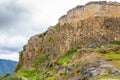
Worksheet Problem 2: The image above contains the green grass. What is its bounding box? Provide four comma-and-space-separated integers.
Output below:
46, 77, 54, 80
93, 75, 120, 80
99, 48, 120, 69
109, 41, 120, 45
56, 48, 78, 65
0, 76, 4, 80
17, 54, 53, 80
58, 69, 66, 75
0, 74, 22, 80
32, 54, 50, 68
17, 69, 42, 80
100, 50, 120, 59
110, 60, 120, 69
40, 70, 55, 80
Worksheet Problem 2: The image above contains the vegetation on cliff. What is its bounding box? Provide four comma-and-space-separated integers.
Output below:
0, 73, 22, 80
15, 41, 120, 80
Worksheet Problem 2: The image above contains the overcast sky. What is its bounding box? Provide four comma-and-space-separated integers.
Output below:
0, 0, 119, 61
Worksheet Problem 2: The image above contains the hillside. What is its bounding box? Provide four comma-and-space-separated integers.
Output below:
0, 59, 17, 75
15, 1, 120, 80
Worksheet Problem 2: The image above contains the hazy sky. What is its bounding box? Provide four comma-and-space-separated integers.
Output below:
0, 0, 119, 61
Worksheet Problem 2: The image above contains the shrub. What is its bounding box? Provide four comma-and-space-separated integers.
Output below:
19, 51, 23, 59
58, 69, 66, 75
14, 51, 23, 72
32, 54, 50, 68
0, 74, 22, 80
39, 31, 48, 38
100, 49, 107, 54
109, 41, 120, 45
56, 48, 78, 65
17, 69, 41, 80
4, 73, 11, 77
46, 77, 54, 80
0, 76, 4, 80
48, 37, 53, 42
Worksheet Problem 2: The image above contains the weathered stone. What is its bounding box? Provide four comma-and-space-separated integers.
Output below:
99, 69, 108, 75
80, 60, 120, 79
99, 64, 113, 68
54, 65, 63, 73
59, 1, 120, 26
87, 67, 96, 72
65, 66, 71, 74
111, 69, 120, 76
89, 69, 99, 77
95, 60, 107, 65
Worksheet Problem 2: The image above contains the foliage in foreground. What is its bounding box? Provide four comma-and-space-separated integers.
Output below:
17, 69, 41, 80
0, 73, 22, 80
56, 48, 78, 65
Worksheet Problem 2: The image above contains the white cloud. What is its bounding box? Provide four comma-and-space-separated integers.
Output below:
0, 52, 19, 61
0, 34, 27, 49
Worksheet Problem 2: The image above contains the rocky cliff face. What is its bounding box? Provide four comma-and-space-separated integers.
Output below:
16, 1, 120, 80
59, 1, 120, 26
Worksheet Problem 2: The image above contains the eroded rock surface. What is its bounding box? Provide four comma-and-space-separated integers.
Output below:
16, 2, 120, 79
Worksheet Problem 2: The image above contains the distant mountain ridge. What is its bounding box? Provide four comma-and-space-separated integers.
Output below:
0, 59, 17, 75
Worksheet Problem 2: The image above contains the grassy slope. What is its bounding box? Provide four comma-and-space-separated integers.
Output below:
17, 41, 120, 80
